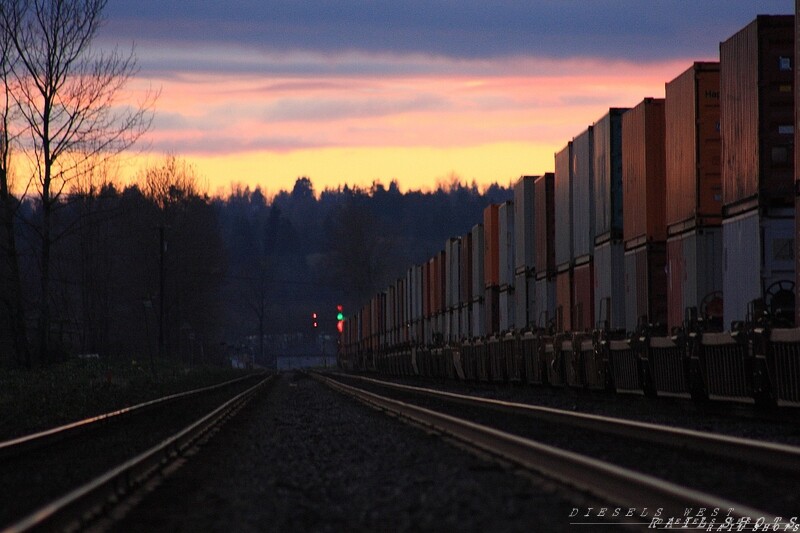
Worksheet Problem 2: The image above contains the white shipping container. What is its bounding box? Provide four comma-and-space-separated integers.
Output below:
593, 239, 625, 331
499, 286, 515, 331
555, 143, 573, 268
514, 176, 536, 272
445, 237, 461, 308
514, 271, 535, 329
471, 224, 485, 296
572, 127, 595, 260
459, 303, 472, 340
723, 209, 795, 327
666, 227, 723, 331
534, 276, 556, 329
499, 201, 515, 287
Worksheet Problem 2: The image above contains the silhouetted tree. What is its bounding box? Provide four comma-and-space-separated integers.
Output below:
0, 0, 154, 361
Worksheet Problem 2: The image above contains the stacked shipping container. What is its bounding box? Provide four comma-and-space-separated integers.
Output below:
555, 144, 573, 332
534, 173, 556, 329
471, 223, 486, 337
484, 205, 501, 335
721, 16, 795, 327
665, 62, 723, 331
622, 98, 668, 332
514, 176, 536, 329
572, 127, 595, 331
593, 108, 628, 331
498, 201, 515, 331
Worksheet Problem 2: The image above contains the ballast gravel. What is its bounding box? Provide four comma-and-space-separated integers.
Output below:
115, 372, 603, 532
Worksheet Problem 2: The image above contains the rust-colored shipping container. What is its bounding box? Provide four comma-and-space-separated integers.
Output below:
666, 62, 722, 232
483, 204, 500, 287
573, 261, 594, 332
623, 97, 667, 247
555, 142, 573, 268
460, 231, 473, 304
720, 15, 794, 213
556, 269, 572, 333
534, 173, 555, 275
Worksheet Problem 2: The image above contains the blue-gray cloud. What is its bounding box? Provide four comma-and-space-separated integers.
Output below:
101, 0, 793, 67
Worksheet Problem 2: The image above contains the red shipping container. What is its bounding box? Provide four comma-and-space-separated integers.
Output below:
534, 173, 556, 275
483, 204, 500, 287
556, 269, 572, 333
622, 98, 667, 247
665, 62, 721, 232
573, 261, 594, 332
720, 15, 794, 212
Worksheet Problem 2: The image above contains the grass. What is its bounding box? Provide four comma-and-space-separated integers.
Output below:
0, 357, 253, 441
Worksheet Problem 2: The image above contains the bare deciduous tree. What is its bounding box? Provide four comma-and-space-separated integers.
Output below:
0, 0, 155, 360
0, 14, 31, 366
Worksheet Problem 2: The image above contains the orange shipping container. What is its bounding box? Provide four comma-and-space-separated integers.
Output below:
483, 204, 500, 287
623, 98, 667, 247
665, 62, 721, 232
720, 15, 794, 212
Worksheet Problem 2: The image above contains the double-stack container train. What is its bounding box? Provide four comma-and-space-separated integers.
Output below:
340, 14, 800, 408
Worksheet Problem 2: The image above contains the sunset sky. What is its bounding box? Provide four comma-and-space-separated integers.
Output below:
98, 0, 793, 196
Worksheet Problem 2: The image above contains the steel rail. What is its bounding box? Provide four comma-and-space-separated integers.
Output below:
0, 372, 266, 458
331, 373, 800, 474
313, 372, 777, 524
2, 375, 273, 533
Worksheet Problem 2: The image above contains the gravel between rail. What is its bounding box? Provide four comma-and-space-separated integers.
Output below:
115, 371, 608, 532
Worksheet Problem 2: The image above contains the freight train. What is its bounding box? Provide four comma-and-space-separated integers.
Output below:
338, 15, 800, 408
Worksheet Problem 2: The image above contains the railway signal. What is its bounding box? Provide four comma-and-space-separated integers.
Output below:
312, 312, 318, 328
336, 305, 344, 333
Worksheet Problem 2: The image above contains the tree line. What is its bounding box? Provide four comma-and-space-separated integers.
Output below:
0, 0, 512, 368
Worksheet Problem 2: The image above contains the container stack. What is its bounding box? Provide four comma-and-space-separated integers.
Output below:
484, 205, 501, 335
665, 62, 723, 331
444, 237, 461, 343
622, 98, 668, 332
572, 127, 595, 332
534, 173, 556, 329
471, 223, 486, 337
555, 143, 574, 332
721, 15, 795, 328
459, 231, 473, 338
593, 108, 628, 332
498, 200, 516, 331
514, 176, 536, 329
408, 264, 424, 345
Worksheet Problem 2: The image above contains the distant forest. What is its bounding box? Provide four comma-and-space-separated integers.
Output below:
0, 156, 512, 367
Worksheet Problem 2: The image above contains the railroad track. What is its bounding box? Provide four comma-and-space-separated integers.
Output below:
313, 372, 795, 529
1, 373, 272, 533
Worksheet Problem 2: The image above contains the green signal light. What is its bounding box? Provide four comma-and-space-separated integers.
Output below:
337, 312, 344, 321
